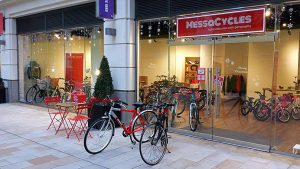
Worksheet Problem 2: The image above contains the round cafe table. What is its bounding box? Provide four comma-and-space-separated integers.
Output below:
55, 102, 78, 135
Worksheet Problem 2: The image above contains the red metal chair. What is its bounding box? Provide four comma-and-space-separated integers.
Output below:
66, 103, 91, 141
44, 96, 63, 132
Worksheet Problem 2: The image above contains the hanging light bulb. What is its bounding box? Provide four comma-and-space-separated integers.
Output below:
265, 7, 272, 17
95, 69, 100, 76
282, 23, 287, 27
51, 65, 55, 72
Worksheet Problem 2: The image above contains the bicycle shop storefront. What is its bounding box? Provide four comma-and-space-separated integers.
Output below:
137, 1, 300, 156
18, 2, 104, 104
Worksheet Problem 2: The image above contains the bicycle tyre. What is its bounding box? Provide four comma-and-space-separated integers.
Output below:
175, 95, 186, 116
84, 118, 114, 154
254, 104, 270, 121
277, 109, 290, 123
139, 124, 167, 165
132, 110, 157, 143
291, 107, 300, 120
240, 100, 250, 116
34, 90, 46, 103
25, 86, 37, 103
189, 103, 198, 131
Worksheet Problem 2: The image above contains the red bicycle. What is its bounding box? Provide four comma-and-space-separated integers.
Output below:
83, 97, 157, 154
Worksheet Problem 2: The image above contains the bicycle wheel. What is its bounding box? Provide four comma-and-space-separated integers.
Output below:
139, 124, 167, 165
240, 100, 250, 116
176, 95, 186, 116
277, 109, 290, 123
84, 118, 114, 154
25, 86, 37, 103
292, 107, 300, 120
132, 110, 157, 142
189, 103, 198, 131
254, 104, 270, 121
34, 90, 46, 103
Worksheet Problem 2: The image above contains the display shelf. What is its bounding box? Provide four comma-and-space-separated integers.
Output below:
185, 57, 200, 83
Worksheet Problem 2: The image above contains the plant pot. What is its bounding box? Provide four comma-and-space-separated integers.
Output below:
0, 88, 6, 103
88, 103, 121, 127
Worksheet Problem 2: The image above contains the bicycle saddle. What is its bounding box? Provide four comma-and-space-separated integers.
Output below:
132, 102, 144, 109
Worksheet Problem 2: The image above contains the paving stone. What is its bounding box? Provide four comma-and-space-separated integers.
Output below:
0, 103, 300, 169
214, 159, 243, 169
28, 155, 60, 165
167, 158, 196, 169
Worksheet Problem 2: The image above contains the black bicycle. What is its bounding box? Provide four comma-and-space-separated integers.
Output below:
25, 78, 47, 103
139, 103, 174, 165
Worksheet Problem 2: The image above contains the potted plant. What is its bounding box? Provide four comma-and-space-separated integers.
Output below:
89, 56, 115, 126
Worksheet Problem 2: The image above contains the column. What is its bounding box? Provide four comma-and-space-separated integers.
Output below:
103, 0, 136, 123
0, 18, 18, 102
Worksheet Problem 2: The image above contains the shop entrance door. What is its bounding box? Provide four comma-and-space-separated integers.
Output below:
66, 53, 84, 89
169, 36, 274, 151
211, 36, 275, 151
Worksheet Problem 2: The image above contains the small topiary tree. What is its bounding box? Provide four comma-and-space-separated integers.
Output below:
93, 56, 114, 99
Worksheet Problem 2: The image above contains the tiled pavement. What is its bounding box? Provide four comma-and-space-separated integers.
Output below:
0, 103, 300, 169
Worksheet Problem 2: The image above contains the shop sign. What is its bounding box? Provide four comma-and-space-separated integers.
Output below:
197, 68, 206, 82
214, 75, 224, 87
0, 12, 3, 35
177, 8, 265, 38
96, 0, 114, 19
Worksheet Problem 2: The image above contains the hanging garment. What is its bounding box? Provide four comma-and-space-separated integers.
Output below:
226, 76, 231, 93
236, 75, 241, 94
240, 75, 246, 95
222, 76, 226, 95
231, 75, 237, 93
27, 61, 41, 79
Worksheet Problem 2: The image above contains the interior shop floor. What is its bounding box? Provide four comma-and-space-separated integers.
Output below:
172, 100, 300, 154
1, 103, 300, 169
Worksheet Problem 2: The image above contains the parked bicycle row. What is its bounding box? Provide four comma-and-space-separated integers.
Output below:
241, 91, 300, 123
140, 75, 215, 132
25, 76, 91, 103
83, 96, 174, 165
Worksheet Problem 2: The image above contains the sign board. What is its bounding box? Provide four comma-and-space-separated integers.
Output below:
96, 0, 114, 19
197, 68, 206, 82
177, 8, 265, 38
214, 75, 224, 87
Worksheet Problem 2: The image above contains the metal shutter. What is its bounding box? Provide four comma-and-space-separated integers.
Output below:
136, 0, 169, 20
17, 14, 45, 34
17, 2, 103, 34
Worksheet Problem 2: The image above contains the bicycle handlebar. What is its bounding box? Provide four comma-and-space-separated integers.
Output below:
254, 91, 262, 95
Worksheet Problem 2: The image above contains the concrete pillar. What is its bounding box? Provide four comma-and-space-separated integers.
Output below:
103, 0, 136, 123
1, 18, 18, 102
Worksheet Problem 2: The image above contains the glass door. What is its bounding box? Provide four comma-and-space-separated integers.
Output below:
168, 39, 214, 139
211, 35, 275, 150
271, 28, 300, 156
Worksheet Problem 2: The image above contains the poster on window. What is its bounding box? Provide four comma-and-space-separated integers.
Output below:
197, 68, 206, 82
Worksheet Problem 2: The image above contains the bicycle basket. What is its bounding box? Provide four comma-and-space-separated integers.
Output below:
50, 78, 59, 89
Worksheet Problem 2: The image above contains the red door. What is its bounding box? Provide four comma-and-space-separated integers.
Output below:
66, 53, 83, 89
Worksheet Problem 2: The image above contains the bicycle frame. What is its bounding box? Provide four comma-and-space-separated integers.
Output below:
106, 105, 147, 136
